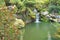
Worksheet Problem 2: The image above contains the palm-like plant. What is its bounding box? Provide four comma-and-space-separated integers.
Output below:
9, 0, 36, 21
4, 0, 50, 21
9, 0, 50, 22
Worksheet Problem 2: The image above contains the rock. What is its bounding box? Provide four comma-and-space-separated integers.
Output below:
7, 5, 16, 11
54, 28, 60, 38
41, 11, 49, 15
14, 18, 25, 28
54, 33, 60, 38
55, 15, 60, 18
25, 20, 32, 24
57, 19, 60, 23
55, 15, 60, 22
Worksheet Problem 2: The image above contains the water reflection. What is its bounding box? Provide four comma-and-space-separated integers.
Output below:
23, 22, 56, 40
48, 32, 52, 40
35, 23, 40, 30
20, 29, 25, 40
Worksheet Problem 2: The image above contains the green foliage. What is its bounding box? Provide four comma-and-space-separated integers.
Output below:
0, 3, 18, 39
48, 0, 60, 13
0, 0, 5, 7
4, 0, 60, 22
0, 0, 60, 40
41, 15, 49, 22
9, 0, 60, 22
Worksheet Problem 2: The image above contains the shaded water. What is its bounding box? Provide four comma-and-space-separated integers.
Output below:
20, 22, 57, 40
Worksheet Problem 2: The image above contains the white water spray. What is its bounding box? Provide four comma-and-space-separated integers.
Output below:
33, 9, 40, 23
35, 13, 40, 23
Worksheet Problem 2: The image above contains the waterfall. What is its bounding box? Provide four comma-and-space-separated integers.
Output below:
35, 13, 40, 23
33, 9, 40, 23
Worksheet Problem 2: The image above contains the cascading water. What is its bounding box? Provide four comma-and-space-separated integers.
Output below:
35, 13, 40, 23
33, 9, 40, 23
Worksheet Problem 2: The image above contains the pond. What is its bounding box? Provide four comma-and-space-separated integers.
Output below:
20, 22, 58, 40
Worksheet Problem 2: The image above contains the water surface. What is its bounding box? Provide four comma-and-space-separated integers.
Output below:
20, 22, 57, 40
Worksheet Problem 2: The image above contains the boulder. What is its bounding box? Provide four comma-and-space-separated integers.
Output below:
41, 11, 49, 15
14, 18, 25, 28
